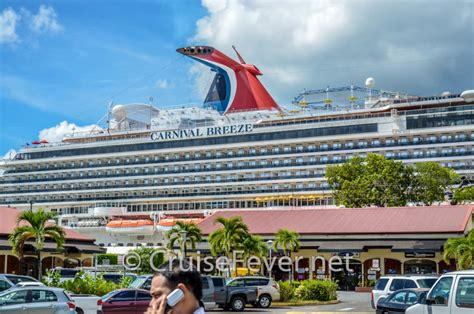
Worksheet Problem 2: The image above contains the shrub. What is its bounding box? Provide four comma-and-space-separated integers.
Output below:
278, 281, 294, 302
293, 280, 338, 301
97, 254, 118, 265
42, 270, 131, 296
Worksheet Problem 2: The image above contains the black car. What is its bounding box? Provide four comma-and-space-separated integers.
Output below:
376, 288, 429, 313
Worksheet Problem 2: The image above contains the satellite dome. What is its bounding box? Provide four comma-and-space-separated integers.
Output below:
461, 90, 474, 101
365, 77, 375, 88
112, 105, 128, 120
441, 91, 451, 97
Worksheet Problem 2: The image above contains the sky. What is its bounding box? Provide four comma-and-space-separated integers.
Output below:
1, 0, 473, 157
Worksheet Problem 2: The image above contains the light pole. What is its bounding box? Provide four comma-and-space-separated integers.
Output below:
266, 240, 273, 278
180, 230, 187, 259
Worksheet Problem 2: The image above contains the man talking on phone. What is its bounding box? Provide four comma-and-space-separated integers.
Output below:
146, 266, 205, 314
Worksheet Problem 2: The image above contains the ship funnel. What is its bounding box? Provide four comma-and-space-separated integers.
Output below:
177, 45, 280, 114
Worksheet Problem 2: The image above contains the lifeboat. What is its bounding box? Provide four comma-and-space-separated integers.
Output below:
156, 218, 204, 232
106, 219, 154, 235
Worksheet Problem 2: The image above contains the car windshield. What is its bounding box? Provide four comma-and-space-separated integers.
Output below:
58, 269, 79, 277
417, 278, 438, 288
129, 277, 148, 288
5, 275, 39, 284
101, 290, 117, 300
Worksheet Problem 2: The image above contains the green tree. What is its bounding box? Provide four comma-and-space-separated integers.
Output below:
452, 186, 474, 204
326, 153, 458, 207
208, 216, 249, 258
166, 221, 202, 257
9, 209, 65, 279
444, 230, 474, 270
411, 162, 459, 205
241, 235, 268, 275
129, 246, 165, 274
273, 229, 300, 282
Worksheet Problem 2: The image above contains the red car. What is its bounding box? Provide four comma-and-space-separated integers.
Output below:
101, 288, 151, 313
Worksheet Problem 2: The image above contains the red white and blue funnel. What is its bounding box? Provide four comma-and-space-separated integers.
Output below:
177, 46, 280, 114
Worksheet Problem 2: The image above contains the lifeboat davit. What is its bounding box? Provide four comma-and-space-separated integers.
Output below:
156, 218, 204, 232
106, 219, 154, 235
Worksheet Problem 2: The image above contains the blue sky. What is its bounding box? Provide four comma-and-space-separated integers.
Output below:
1, 0, 473, 157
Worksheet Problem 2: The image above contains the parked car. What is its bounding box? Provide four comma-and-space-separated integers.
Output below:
101, 273, 137, 284
0, 274, 40, 292
226, 276, 280, 308
371, 275, 438, 308
221, 276, 259, 311
0, 286, 76, 313
68, 292, 103, 314
129, 275, 153, 290
51, 268, 81, 283
101, 288, 151, 314
406, 270, 474, 314
375, 288, 429, 313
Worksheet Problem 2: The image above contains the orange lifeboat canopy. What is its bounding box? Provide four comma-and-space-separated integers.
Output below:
106, 219, 154, 235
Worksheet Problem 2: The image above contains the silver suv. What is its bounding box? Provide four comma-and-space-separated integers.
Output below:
227, 276, 280, 308
371, 275, 438, 308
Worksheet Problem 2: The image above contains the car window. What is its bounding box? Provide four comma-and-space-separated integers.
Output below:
58, 269, 78, 278
31, 290, 58, 303
429, 276, 453, 306
245, 278, 263, 286
137, 291, 151, 301
142, 278, 152, 290
407, 292, 418, 304
455, 277, 474, 308
392, 291, 406, 303
1, 290, 28, 305
258, 279, 270, 285
417, 278, 437, 288
404, 280, 417, 289
201, 278, 210, 290
112, 290, 136, 301
374, 278, 389, 290
227, 279, 244, 287
0, 280, 11, 292
390, 279, 405, 291
212, 278, 224, 288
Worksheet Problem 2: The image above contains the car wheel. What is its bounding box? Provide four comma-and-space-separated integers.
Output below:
76, 308, 84, 314
258, 294, 272, 308
230, 296, 245, 311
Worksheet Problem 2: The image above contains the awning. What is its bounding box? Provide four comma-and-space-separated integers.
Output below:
391, 240, 445, 252
0, 239, 103, 254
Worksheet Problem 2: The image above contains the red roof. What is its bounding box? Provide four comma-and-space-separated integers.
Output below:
0, 206, 93, 241
198, 205, 474, 235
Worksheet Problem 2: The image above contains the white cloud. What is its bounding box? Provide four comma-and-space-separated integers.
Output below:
156, 79, 169, 89
0, 7, 20, 44
31, 5, 62, 33
191, 0, 473, 104
39, 121, 101, 143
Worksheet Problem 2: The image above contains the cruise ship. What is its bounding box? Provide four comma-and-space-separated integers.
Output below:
1, 46, 473, 251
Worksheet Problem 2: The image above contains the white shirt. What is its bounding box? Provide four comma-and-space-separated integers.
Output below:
193, 307, 205, 314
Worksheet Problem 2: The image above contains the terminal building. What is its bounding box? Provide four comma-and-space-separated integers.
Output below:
197, 205, 473, 290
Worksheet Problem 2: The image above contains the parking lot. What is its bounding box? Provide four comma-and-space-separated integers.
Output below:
209, 291, 373, 313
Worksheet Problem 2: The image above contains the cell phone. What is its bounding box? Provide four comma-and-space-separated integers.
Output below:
166, 288, 185, 308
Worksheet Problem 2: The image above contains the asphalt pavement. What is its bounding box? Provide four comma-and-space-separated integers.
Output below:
209, 291, 374, 313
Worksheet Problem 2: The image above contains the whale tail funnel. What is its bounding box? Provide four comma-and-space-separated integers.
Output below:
177, 46, 280, 114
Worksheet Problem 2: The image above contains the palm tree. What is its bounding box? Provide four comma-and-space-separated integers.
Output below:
209, 216, 249, 258
241, 235, 268, 275
444, 230, 474, 270
9, 209, 65, 279
166, 221, 202, 257
273, 228, 300, 282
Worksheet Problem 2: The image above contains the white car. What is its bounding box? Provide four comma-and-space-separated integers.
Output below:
371, 275, 438, 308
67, 293, 103, 314
227, 276, 280, 308
406, 270, 474, 314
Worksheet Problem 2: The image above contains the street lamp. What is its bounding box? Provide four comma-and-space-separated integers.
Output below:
180, 230, 187, 259
29, 200, 33, 211
266, 240, 273, 278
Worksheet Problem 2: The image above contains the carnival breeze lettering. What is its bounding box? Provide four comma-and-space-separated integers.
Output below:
150, 124, 253, 141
